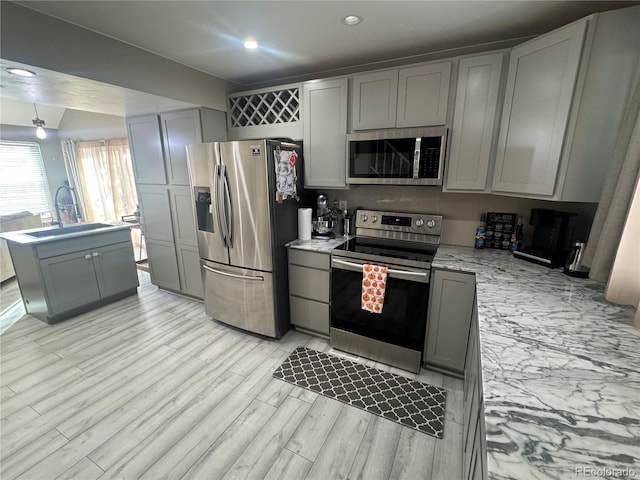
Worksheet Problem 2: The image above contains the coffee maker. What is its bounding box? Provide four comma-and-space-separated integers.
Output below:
513, 209, 576, 267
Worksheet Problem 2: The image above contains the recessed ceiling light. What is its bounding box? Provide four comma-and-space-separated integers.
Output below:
243, 39, 258, 50
6, 67, 36, 77
342, 15, 363, 26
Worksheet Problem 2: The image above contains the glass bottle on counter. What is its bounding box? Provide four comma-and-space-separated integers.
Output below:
509, 216, 524, 251
474, 214, 486, 249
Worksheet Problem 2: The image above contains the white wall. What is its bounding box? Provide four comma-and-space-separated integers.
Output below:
326, 186, 598, 247
58, 109, 127, 140
1, 2, 236, 111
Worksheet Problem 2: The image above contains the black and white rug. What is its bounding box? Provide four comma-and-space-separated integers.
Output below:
273, 346, 447, 439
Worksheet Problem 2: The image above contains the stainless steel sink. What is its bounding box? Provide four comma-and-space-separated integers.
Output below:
25, 223, 114, 238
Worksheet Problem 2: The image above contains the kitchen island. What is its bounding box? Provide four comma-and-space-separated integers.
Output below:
1, 223, 139, 324
433, 245, 639, 479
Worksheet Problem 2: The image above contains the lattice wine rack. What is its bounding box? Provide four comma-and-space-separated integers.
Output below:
228, 87, 300, 128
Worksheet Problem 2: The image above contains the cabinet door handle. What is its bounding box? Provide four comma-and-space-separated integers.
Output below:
85, 254, 92, 260
92, 252, 100, 257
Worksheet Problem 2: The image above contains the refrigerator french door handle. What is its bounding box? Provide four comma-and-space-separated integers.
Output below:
222, 166, 233, 248
214, 164, 227, 247
218, 164, 232, 248
202, 264, 264, 281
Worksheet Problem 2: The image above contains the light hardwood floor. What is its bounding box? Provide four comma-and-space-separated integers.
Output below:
0, 272, 463, 480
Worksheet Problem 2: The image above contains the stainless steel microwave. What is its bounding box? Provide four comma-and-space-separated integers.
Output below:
346, 127, 447, 185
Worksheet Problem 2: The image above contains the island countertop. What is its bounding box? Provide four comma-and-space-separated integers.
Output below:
0, 222, 132, 245
433, 245, 640, 479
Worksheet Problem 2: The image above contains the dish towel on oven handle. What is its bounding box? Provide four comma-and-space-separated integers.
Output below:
361, 264, 388, 314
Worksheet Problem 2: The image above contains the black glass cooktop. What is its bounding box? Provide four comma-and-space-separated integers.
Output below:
333, 237, 437, 264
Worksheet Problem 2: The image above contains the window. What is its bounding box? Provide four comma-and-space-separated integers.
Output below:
0, 141, 53, 216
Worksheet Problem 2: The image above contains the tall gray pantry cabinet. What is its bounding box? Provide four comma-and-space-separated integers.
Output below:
126, 108, 227, 298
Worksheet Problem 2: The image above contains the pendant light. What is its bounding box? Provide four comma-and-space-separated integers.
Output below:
32, 104, 47, 140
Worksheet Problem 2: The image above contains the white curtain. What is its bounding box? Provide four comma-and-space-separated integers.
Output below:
75, 139, 137, 223
583, 79, 640, 326
61, 139, 143, 255
60, 139, 87, 220
606, 173, 640, 325
584, 80, 640, 282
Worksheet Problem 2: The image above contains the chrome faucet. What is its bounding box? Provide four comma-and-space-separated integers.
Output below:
53, 180, 82, 227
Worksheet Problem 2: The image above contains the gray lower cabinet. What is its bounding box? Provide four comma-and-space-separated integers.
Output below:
40, 249, 102, 313
176, 244, 203, 298
10, 229, 138, 324
425, 268, 476, 374
145, 239, 181, 292
463, 299, 487, 480
287, 248, 330, 337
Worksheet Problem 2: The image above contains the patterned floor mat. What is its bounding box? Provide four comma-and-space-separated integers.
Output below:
273, 346, 447, 438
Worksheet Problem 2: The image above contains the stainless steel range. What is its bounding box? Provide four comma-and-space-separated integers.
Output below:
330, 209, 443, 373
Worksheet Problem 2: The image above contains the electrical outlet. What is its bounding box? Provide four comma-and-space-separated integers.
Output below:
337, 200, 348, 210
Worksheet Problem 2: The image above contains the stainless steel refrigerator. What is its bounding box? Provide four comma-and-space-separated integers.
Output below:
186, 139, 304, 338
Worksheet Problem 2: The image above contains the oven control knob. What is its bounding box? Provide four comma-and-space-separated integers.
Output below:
361, 214, 368, 222
426, 219, 436, 229
415, 219, 424, 227
372, 215, 378, 223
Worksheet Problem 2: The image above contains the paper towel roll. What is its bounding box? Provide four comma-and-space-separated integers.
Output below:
298, 208, 312, 240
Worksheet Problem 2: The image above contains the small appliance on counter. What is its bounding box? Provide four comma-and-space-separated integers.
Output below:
513, 208, 576, 268
312, 194, 336, 239
564, 242, 590, 277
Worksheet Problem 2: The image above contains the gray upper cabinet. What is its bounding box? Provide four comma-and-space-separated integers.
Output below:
127, 115, 166, 185
161, 110, 203, 185
492, 21, 586, 197
397, 62, 451, 127
351, 61, 452, 131
425, 268, 476, 374
303, 77, 349, 189
445, 52, 505, 192
351, 70, 398, 130
492, 7, 640, 202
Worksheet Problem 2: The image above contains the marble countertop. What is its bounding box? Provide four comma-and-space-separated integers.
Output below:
286, 236, 351, 254
433, 245, 640, 479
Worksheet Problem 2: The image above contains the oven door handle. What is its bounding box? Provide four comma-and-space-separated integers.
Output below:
331, 258, 430, 283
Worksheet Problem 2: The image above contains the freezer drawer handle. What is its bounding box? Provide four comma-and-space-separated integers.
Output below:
332, 258, 429, 277
202, 264, 264, 281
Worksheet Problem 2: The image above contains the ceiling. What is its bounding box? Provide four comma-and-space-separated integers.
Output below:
2, 0, 639, 122
14, 0, 640, 87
